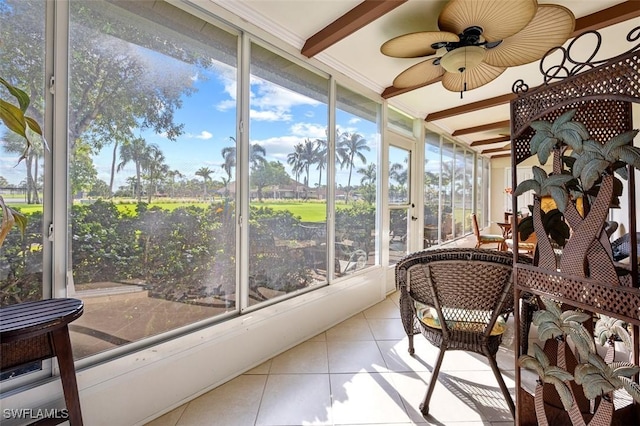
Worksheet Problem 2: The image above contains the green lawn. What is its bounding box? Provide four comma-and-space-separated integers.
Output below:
11, 199, 356, 224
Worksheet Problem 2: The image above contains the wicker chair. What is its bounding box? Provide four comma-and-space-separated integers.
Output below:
611, 232, 640, 262
471, 213, 505, 250
395, 248, 515, 417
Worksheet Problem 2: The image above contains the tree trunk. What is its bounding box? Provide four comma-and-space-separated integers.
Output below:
533, 197, 556, 270
559, 174, 617, 283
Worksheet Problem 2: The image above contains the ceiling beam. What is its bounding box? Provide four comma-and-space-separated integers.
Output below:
470, 135, 511, 147
452, 120, 511, 136
573, 1, 640, 35
382, 76, 443, 98
481, 144, 511, 155
491, 153, 511, 159
426, 95, 516, 121
382, 1, 640, 98
301, 0, 407, 58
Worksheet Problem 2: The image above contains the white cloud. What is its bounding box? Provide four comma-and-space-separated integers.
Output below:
290, 122, 326, 138
250, 109, 292, 122
195, 131, 213, 140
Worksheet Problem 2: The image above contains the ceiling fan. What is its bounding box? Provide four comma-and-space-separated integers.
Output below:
380, 0, 575, 97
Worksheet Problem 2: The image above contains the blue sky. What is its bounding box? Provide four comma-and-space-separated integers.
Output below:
1, 22, 380, 193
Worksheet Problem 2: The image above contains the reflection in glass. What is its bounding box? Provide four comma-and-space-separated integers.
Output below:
424, 132, 441, 248
68, 1, 238, 359
334, 85, 379, 276
248, 43, 329, 305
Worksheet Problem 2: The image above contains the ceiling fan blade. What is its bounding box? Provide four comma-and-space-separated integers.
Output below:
441, 62, 506, 92
392, 58, 445, 88
438, 0, 537, 42
484, 5, 575, 67
381, 31, 458, 58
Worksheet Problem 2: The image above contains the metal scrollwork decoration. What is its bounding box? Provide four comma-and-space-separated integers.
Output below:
513, 26, 640, 92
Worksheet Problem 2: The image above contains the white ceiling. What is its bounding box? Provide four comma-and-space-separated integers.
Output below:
212, 0, 639, 154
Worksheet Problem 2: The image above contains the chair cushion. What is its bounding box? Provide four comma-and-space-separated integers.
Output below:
414, 301, 506, 336
480, 234, 505, 243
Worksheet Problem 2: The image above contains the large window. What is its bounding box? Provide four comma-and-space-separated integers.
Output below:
248, 42, 329, 306
335, 85, 379, 275
0, 0, 47, 306
424, 131, 483, 248
67, 1, 239, 359
0, 0, 47, 382
1, 0, 384, 370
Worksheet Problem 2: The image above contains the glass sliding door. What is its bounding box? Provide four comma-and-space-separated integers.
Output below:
388, 144, 411, 263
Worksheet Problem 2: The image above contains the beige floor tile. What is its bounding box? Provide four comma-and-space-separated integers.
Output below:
325, 314, 374, 341
176, 375, 266, 426
445, 370, 515, 423
389, 370, 488, 424
367, 318, 407, 340
246, 359, 272, 375
327, 340, 387, 373
330, 372, 413, 424
255, 374, 332, 425
362, 298, 401, 319
144, 404, 186, 426
377, 338, 437, 373
269, 340, 328, 374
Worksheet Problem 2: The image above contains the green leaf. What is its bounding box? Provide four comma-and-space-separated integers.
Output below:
610, 362, 640, 378
530, 131, 551, 155
544, 173, 574, 188
620, 377, 640, 403
531, 120, 552, 133
537, 137, 558, 165
582, 139, 603, 154
513, 179, 540, 196
552, 110, 577, 130
557, 121, 589, 151
544, 376, 575, 410
532, 166, 548, 184
537, 321, 564, 341
603, 129, 639, 157
0, 98, 28, 137
519, 354, 544, 376
560, 311, 591, 323
572, 151, 603, 179
545, 366, 574, 382
610, 145, 640, 170
0, 77, 31, 112
548, 187, 568, 212
580, 159, 610, 190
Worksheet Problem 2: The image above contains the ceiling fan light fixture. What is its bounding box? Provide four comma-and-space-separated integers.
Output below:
440, 46, 486, 74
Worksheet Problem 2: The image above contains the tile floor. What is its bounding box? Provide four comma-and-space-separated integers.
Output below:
146, 286, 532, 426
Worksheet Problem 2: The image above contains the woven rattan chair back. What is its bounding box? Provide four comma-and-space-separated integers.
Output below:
395, 248, 515, 418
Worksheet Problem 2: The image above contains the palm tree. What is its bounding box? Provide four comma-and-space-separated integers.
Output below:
195, 167, 214, 199
167, 169, 183, 198
222, 139, 266, 179
314, 137, 327, 189
299, 138, 318, 196
358, 163, 376, 186
145, 144, 167, 203
117, 136, 150, 202
287, 143, 304, 198
337, 132, 370, 202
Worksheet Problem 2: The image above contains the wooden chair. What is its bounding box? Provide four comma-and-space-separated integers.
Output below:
471, 213, 505, 250
395, 248, 515, 417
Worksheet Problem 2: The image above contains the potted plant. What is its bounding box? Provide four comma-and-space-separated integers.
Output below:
0, 77, 46, 246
